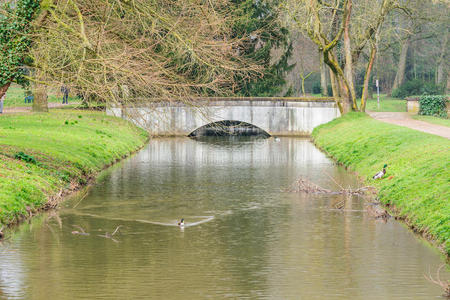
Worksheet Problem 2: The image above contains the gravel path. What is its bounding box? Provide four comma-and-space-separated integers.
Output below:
368, 112, 450, 139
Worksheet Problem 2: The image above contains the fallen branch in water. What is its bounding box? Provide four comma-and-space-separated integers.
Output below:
71, 225, 90, 236
425, 265, 450, 298
98, 225, 122, 243
287, 176, 375, 195
287, 175, 390, 219
288, 177, 332, 193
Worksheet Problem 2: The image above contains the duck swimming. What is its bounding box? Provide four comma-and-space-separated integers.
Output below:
372, 164, 387, 179
178, 218, 185, 228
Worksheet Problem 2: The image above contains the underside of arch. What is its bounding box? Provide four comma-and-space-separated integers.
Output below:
188, 120, 271, 137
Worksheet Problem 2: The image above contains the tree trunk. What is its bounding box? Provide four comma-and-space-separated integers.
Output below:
338, 76, 351, 113
392, 38, 410, 90
300, 72, 312, 96
329, 69, 339, 97
343, 0, 357, 111
0, 82, 11, 101
32, 83, 49, 112
301, 79, 306, 96
436, 33, 448, 85
361, 44, 377, 112
320, 54, 328, 96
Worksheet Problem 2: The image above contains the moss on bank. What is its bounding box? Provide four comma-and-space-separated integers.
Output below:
312, 112, 450, 257
0, 110, 148, 225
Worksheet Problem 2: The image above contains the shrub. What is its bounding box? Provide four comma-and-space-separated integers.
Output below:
283, 85, 294, 97
355, 84, 372, 98
392, 79, 445, 98
14, 152, 38, 164
419, 95, 448, 118
312, 82, 322, 94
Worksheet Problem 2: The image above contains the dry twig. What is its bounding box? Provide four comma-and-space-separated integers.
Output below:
288, 176, 375, 195
98, 225, 122, 243
71, 225, 90, 236
425, 265, 450, 298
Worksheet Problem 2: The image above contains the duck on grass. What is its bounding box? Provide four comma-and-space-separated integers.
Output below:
372, 164, 388, 179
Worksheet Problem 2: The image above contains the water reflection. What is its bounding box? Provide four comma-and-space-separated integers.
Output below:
0, 137, 447, 299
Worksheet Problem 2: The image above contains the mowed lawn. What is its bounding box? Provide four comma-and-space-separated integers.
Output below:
366, 94, 407, 112
0, 110, 148, 224
412, 115, 450, 127
3, 84, 78, 107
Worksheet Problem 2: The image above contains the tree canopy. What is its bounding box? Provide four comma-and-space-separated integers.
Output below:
27, 0, 260, 108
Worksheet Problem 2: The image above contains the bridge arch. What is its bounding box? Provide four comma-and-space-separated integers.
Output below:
188, 120, 271, 137
107, 97, 340, 136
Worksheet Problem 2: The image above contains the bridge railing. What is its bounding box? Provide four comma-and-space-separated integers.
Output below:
184, 96, 337, 102
116, 96, 338, 105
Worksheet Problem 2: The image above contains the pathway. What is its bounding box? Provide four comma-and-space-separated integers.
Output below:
368, 112, 450, 139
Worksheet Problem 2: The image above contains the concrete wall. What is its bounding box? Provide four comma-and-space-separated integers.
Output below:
406, 97, 420, 114
107, 100, 340, 136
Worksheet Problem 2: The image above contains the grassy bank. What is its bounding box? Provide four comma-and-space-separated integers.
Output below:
0, 110, 148, 225
312, 112, 450, 257
4, 84, 78, 107
366, 95, 406, 112
412, 115, 450, 127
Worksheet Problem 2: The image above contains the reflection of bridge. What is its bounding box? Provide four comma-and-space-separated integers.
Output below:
107, 97, 340, 136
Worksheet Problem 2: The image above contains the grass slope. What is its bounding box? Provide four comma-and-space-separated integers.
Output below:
412, 115, 450, 127
0, 110, 148, 224
312, 112, 450, 257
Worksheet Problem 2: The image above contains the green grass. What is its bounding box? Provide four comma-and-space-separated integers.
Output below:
412, 115, 450, 127
0, 110, 148, 224
4, 84, 78, 107
312, 112, 450, 257
366, 94, 407, 112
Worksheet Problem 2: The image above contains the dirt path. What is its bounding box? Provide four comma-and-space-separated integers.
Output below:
1, 102, 80, 114
368, 112, 450, 139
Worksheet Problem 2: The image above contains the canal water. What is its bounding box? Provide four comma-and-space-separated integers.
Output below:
0, 137, 447, 299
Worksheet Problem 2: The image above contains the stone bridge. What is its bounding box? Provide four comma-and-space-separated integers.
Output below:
106, 97, 340, 136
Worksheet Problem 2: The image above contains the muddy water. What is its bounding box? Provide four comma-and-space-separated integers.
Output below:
0, 137, 448, 299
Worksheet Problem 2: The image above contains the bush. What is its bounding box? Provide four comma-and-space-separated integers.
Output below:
14, 152, 38, 165
419, 95, 448, 118
391, 79, 445, 99
355, 84, 372, 98
312, 82, 322, 94
311, 82, 334, 96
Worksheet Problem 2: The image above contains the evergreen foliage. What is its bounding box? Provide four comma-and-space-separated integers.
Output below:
391, 79, 445, 99
231, 0, 294, 96
0, 0, 41, 88
419, 95, 448, 118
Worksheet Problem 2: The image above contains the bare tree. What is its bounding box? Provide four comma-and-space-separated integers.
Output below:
26, 0, 259, 111
283, 0, 403, 112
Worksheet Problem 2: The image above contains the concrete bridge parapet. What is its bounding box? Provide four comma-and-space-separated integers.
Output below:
107, 97, 340, 136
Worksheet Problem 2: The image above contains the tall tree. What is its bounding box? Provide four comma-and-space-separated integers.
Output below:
284, 0, 401, 113
27, 0, 258, 110
231, 0, 294, 96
